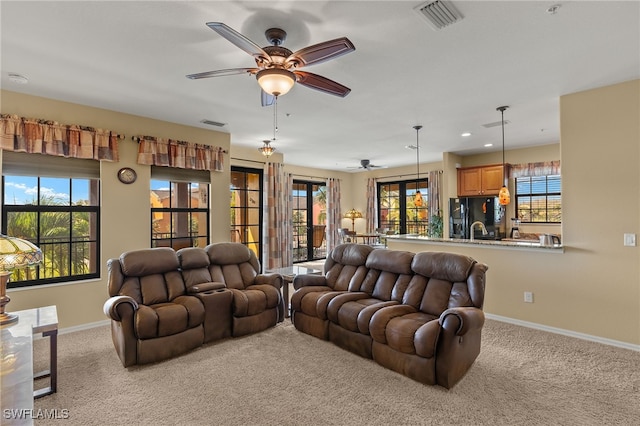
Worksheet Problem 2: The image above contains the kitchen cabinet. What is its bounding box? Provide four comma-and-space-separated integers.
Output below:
457, 164, 505, 196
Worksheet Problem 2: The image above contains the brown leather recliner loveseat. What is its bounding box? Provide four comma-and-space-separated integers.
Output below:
291, 243, 488, 389
103, 242, 283, 367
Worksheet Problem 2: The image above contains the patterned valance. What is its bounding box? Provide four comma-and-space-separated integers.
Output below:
510, 160, 561, 178
135, 136, 224, 172
0, 114, 120, 161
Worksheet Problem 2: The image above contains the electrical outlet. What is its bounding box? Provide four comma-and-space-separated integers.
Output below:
624, 233, 636, 247
524, 291, 534, 303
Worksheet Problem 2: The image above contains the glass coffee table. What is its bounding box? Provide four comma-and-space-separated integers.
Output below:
266, 265, 321, 318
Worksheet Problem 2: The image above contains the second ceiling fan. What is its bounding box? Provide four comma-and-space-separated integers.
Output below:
187, 22, 355, 106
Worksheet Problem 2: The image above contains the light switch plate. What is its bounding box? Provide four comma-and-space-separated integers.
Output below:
624, 233, 636, 247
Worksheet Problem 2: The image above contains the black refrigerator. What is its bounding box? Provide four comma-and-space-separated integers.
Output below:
449, 197, 503, 240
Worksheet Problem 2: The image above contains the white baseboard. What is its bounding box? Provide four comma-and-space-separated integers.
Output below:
59, 319, 110, 335
486, 313, 640, 352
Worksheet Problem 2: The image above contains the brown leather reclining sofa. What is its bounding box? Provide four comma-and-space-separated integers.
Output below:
291, 243, 488, 389
103, 242, 283, 367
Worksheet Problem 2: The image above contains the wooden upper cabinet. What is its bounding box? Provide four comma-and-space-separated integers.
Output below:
457, 164, 505, 197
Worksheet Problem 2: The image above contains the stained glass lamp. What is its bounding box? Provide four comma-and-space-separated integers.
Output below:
344, 209, 363, 232
0, 235, 43, 325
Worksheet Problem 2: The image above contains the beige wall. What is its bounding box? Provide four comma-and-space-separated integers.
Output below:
390, 79, 639, 346
1, 90, 231, 328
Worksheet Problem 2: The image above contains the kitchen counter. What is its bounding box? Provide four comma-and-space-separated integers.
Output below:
386, 234, 563, 251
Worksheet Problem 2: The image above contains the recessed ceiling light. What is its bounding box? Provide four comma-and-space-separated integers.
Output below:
8, 73, 28, 84
461, 132, 471, 137
484, 143, 493, 147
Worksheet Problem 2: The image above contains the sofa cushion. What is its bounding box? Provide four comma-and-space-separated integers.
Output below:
411, 252, 475, 283
120, 247, 180, 276
230, 284, 280, 317
365, 249, 414, 275
135, 297, 205, 339
383, 312, 438, 355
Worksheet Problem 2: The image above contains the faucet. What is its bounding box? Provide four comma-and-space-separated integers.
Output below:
470, 221, 488, 241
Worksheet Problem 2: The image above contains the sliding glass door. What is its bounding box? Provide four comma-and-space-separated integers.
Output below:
292, 180, 327, 262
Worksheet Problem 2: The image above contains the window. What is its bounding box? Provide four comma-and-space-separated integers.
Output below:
2, 175, 100, 288
151, 178, 210, 250
230, 167, 263, 261
377, 179, 428, 235
515, 175, 561, 223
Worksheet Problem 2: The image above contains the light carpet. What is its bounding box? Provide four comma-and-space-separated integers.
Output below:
32, 319, 639, 425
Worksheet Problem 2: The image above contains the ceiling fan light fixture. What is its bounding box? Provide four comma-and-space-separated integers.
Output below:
256, 69, 295, 96
258, 140, 276, 158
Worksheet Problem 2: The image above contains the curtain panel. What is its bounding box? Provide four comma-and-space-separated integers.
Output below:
366, 178, 377, 233
510, 161, 561, 178
428, 170, 443, 217
326, 178, 342, 252
263, 163, 292, 270
136, 136, 224, 172
0, 114, 119, 161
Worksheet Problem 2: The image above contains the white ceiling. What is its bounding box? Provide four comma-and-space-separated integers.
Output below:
1, 1, 639, 172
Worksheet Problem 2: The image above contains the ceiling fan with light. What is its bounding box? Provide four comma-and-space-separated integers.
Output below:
186, 22, 355, 106
348, 159, 386, 171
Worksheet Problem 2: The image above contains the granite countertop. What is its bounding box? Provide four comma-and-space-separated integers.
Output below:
386, 234, 563, 250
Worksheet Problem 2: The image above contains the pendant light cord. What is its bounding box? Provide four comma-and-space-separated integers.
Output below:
498, 106, 508, 185
273, 97, 278, 141
413, 125, 422, 182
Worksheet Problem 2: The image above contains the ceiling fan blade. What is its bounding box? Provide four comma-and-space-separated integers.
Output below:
286, 37, 355, 68
261, 90, 275, 107
206, 22, 270, 63
186, 68, 258, 80
294, 71, 351, 97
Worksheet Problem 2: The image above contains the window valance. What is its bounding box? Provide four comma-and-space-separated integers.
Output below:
0, 113, 121, 161
510, 160, 560, 178
135, 135, 225, 172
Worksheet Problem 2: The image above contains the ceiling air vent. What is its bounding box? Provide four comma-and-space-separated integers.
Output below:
200, 119, 226, 127
414, 0, 463, 30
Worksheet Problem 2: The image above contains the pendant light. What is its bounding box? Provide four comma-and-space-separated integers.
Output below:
258, 140, 275, 157
497, 106, 510, 206
413, 125, 424, 206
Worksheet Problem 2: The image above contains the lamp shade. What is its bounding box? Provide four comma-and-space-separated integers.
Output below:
0, 234, 43, 325
258, 140, 276, 158
256, 69, 295, 96
344, 209, 363, 220
498, 186, 511, 206
0, 234, 43, 271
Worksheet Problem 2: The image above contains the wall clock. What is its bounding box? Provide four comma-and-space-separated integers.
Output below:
117, 167, 137, 184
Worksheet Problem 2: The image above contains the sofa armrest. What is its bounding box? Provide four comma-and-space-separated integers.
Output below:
103, 296, 139, 321
187, 282, 226, 294
293, 274, 327, 290
438, 307, 485, 336
255, 273, 283, 289
435, 307, 485, 389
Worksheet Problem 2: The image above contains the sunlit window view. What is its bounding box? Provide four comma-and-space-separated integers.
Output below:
292, 181, 326, 262
230, 168, 262, 260
515, 175, 562, 223
150, 180, 209, 250
378, 179, 428, 235
2, 175, 100, 288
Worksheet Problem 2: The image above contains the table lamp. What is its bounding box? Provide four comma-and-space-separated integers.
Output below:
344, 209, 363, 232
0, 234, 43, 325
